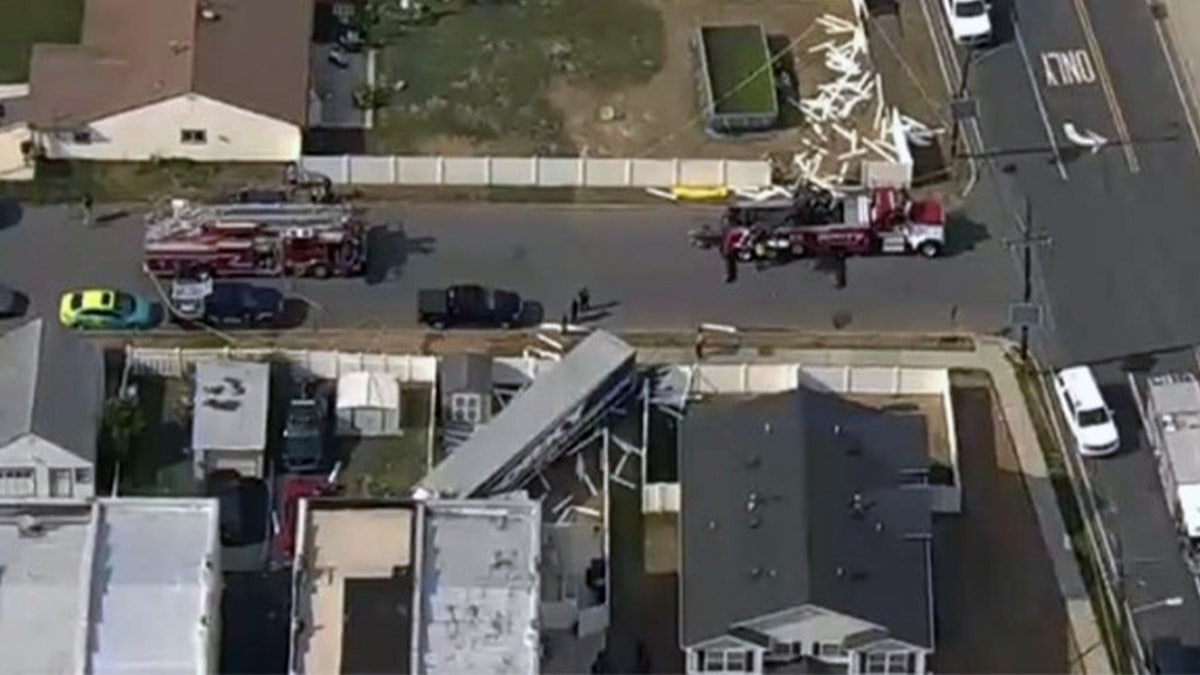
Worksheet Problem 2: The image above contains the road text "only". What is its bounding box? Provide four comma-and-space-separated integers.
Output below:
1041, 49, 1097, 87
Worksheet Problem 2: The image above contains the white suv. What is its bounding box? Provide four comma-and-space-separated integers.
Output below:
1053, 366, 1120, 457
943, 0, 993, 46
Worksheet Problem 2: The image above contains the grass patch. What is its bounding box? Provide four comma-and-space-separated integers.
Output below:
1011, 358, 1127, 673
338, 385, 433, 497
0, 0, 83, 82
101, 376, 200, 497
0, 160, 287, 203
700, 25, 777, 116
371, 0, 664, 154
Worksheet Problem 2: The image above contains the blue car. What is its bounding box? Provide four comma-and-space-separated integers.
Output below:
59, 289, 157, 330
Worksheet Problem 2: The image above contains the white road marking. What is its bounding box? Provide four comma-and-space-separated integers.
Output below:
1014, 22, 1071, 180
1068, 0, 1141, 173
1041, 49, 1098, 87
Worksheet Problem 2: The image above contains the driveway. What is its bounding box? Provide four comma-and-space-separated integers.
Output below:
309, 45, 371, 129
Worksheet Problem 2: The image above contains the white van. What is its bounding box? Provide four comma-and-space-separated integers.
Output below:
1053, 366, 1120, 457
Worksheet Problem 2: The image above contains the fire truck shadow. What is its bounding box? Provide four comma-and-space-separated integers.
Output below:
363, 224, 436, 285
942, 212, 991, 256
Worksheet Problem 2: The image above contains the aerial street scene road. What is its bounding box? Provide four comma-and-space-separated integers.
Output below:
6, 0, 1200, 673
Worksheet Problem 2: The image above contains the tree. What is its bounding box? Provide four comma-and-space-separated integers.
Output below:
102, 396, 146, 466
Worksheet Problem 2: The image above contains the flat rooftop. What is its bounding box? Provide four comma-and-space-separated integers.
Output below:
0, 505, 93, 675
296, 504, 416, 675
0, 499, 219, 675
419, 499, 541, 675
87, 498, 219, 675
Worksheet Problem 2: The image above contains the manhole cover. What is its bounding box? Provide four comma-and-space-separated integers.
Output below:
1151, 2, 1169, 20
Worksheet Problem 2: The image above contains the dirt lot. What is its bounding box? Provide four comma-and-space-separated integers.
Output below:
933, 378, 1071, 673
370, 0, 876, 160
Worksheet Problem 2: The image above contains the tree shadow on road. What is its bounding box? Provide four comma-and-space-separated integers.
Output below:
364, 223, 436, 286
0, 198, 22, 230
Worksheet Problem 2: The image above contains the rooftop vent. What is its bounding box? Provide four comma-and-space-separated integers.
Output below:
199, 6, 220, 20
750, 567, 763, 579
763, 422, 772, 434
749, 516, 762, 529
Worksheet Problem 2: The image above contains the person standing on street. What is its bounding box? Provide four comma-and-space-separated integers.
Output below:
724, 254, 737, 284
578, 287, 591, 311
81, 194, 94, 227
569, 299, 580, 324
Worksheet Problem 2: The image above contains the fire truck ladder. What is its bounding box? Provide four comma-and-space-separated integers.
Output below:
146, 201, 357, 241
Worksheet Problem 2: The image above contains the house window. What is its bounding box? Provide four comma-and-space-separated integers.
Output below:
180, 129, 207, 144
450, 392, 483, 424
816, 642, 848, 660
0, 468, 36, 497
861, 651, 913, 674
767, 641, 801, 662
49, 469, 73, 497
887, 652, 914, 673
74, 468, 92, 485
72, 130, 92, 144
864, 652, 889, 673
700, 650, 750, 673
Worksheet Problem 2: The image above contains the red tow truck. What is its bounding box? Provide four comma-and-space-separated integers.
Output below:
143, 199, 369, 278
689, 187, 946, 263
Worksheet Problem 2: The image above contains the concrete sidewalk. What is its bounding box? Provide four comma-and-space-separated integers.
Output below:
1155, 1, 1200, 132
640, 337, 1112, 674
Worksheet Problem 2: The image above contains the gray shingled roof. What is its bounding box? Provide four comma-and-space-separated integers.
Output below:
0, 319, 104, 461
420, 330, 635, 498
679, 389, 933, 649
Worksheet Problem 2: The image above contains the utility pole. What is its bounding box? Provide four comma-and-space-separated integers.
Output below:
1005, 198, 1051, 361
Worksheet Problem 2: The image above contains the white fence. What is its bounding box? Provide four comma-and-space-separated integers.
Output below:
680, 363, 961, 513
300, 155, 773, 189
126, 346, 438, 383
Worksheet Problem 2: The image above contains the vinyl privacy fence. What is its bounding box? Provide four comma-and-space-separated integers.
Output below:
300, 155, 773, 189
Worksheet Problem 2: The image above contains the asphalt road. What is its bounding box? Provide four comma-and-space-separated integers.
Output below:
0, 201, 1018, 335
923, 0, 1200, 662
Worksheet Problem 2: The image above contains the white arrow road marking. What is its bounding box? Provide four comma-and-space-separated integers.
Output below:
1063, 122, 1108, 154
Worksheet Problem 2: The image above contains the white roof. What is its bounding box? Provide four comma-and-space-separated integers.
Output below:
336, 371, 400, 410
1179, 484, 1200, 538
1146, 374, 1200, 487
192, 360, 270, 451
1058, 366, 1105, 409
88, 498, 219, 675
419, 498, 541, 675
0, 506, 93, 675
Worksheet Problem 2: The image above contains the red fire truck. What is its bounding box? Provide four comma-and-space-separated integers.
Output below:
143, 200, 369, 278
688, 187, 946, 263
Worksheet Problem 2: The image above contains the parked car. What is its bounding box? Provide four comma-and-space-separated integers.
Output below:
281, 380, 334, 473
942, 0, 992, 45
1053, 365, 1120, 457
206, 470, 270, 547
418, 284, 526, 330
274, 475, 339, 562
170, 275, 285, 328
59, 288, 157, 330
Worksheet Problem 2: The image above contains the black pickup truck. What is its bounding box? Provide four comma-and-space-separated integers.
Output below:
418, 284, 526, 329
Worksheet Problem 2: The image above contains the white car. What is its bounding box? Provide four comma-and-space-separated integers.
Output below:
1053, 366, 1120, 457
942, 0, 993, 46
